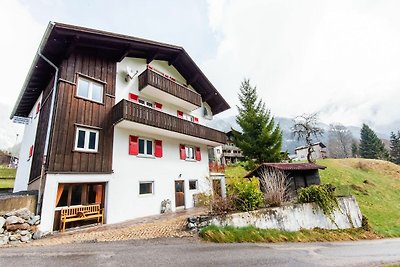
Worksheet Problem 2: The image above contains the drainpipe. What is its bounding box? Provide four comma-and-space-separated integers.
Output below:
36, 52, 59, 215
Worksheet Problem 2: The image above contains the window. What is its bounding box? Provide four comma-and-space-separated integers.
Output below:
177, 110, 199, 123
185, 146, 195, 160
180, 144, 201, 161
139, 182, 153, 195
138, 98, 153, 108
77, 77, 104, 103
189, 180, 198, 190
56, 183, 104, 208
138, 138, 153, 156
75, 127, 99, 152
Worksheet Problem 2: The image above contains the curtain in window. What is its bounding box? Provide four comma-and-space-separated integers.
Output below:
56, 184, 64, 206
95, 185, 103, 204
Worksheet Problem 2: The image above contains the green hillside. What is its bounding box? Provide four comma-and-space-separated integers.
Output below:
317, 158, 400, 237
225, 158, 400, 237
0, 165, 16, 189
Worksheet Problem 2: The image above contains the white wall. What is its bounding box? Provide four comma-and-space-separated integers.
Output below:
116, 58, 212, 125
109, 126, 211, 224
14, 93, 42, 192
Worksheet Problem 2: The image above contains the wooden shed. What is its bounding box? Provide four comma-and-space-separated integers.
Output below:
245, 163, 326, 195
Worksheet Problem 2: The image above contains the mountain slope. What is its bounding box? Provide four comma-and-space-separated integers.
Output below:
318, 158, 400, 237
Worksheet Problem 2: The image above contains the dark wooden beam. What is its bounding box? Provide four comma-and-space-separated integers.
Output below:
168, 52, 182, 66
203, 92, 218, 102
146, 50, 159, 64
186, 73, 199, 86
64, 36, 79, 59
117, 45, 133, 62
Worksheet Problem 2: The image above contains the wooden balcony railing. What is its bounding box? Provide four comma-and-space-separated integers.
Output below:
138, 68, 202, 108
209, 162, 225, 173
112, 99, 227, 144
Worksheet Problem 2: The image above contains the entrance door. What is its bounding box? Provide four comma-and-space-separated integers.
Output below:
175, 180, 185, 208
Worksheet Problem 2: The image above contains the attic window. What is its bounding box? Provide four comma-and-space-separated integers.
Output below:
77, 77, 104, 103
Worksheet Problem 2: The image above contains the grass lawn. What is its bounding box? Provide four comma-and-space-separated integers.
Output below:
224, 164, 249, 178
222, 158, 400, 238
200, 225, 379, 243
0, 165, 16, 189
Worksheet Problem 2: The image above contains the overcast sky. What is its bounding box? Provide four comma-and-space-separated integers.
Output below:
1, 0, 399, 148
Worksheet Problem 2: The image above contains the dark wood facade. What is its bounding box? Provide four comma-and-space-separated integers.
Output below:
112, 99, 227, 144
30, 50, 116, 182
138, 69, 202, 108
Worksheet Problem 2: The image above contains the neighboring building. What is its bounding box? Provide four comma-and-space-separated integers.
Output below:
11, 22, 229, 232
295, 142, 327, 161
244, 163, 326, 197
212, 131, 244, 165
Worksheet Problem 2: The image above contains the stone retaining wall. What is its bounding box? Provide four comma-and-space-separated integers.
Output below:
210, 197, 362, 231
0, 191, 37, 215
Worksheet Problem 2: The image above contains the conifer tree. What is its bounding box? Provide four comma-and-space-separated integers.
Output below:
233, 79, 282, 164
359, 124, 387, 159
389, 131, 400, 164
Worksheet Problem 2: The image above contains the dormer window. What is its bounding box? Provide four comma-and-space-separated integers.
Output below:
77, 77, 104, 103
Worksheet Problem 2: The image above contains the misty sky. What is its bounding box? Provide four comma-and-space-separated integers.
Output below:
1, 0, 399, 148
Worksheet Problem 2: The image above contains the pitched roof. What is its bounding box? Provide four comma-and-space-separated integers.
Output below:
244, 163, 326, 178
11, 22, 230, 118
294, 142, 326, 151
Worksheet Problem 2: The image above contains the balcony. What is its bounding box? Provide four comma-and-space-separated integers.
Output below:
112, 99, 227, 145
138, 68, 202, 111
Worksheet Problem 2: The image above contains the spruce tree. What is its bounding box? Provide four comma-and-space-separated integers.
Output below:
389, 131, 400, 164
359, 124, 387, 159
233, 79, 282, 164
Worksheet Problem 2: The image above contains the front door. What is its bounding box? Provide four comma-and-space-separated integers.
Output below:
175, 180, 185, 208
213, 179, 222, 197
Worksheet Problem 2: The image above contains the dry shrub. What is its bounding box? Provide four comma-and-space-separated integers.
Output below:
259, 168, 291, 207
210, 196, 237, 215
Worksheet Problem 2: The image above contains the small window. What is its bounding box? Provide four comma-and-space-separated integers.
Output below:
138, 138, 153, 156
138, 98, 153, 108
75, 127, 99, 152
139, 182, 154, 195
185, 146, 195, 160
189, 180, 198, 190
77, 77, 104, 103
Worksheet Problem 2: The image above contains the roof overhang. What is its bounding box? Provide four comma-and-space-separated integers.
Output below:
11, 22, 230, 119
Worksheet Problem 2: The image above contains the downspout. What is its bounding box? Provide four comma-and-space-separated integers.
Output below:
36, 52, 59, 215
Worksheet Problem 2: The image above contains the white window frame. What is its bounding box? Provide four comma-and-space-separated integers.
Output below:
74, 127, 99, 152
183, 113, 194, 122
139, 181, 154, 195
138, 137, 154, 156
138, 97, 154, 108
76, 77, 104, 103
185, 145, 195, 160
189, 180, 198, 190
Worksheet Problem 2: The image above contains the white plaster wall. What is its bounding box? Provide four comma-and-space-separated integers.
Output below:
39, 173, 111, 232
211, 197, 363, 231
14, 93, 42, 192
108, 126, 211, 224
116, 58, 212, 125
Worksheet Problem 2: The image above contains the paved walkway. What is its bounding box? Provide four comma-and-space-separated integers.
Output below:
21, 208, 207, 247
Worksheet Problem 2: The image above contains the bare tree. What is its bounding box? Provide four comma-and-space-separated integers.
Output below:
292, 113, 324, 163
259, 168, 292, 206
327, 124, 353, 158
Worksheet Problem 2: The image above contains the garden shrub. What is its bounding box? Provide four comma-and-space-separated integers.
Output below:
298, 184, 338, 215
227, 177, 263, 211
210, 196, 237, 215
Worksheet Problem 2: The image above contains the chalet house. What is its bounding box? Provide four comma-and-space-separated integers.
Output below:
11, 22, 229, 232
245, 163, 326, 196
295, 142, 327, 161
212, 130, 244, 165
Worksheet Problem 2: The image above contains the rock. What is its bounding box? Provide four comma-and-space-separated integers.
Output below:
6, 223, 30, 231
35, 220, 40, 225
28, 215, 40, 225
0, 235, 8, 246
29, 225, 38, 232
0, 217, 6, 229
5, 216, 24, 225
9, 240, 21, 245
187, 217, 197, 223
32, 230, 44, 240
20, 230, 29, 236
187, 222, 196, 230
9, 234, 20, 241
14, 208, 32, 221
0, 228, 3, 234
20, 235, 30, 242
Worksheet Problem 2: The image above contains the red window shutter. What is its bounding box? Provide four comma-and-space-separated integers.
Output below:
155, 102, 163, 110
129, 135, 138, 155
177, 111, 183, 118
195, 147, 201, 161
147, 65, 153, 70
155, 140, 163, 158
179, 144, 186, 160
170, 77, 176, 82
164, 74, 169, 79
193, 117, 199, 123
36, 102, 41, 114
29, 145, 34, 158
128, 93, 139, 102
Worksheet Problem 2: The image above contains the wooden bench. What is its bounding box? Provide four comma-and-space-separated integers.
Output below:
59, 204, 104, 232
